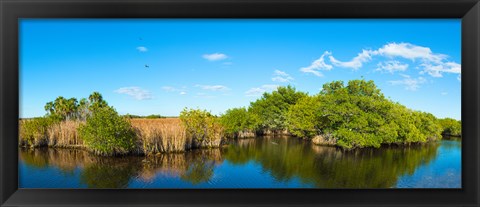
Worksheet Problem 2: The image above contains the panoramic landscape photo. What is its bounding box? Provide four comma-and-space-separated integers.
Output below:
19, 19, 461, 188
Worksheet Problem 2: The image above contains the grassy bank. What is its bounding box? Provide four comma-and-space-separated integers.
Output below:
19, 117, 223, 155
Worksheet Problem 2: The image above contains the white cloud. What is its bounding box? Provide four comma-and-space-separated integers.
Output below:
115, 87, 153, 100
376, 61, 409, 73
202, 53, 228, 61
245, 84, 279, 97
195, 84, 230, 91
329, 50, 376, 70
136, 46, 148, 52
300, 51, 333, 77
377, 43, 446, 63
419, 62, 461, 77
179, 91, 187, 95
272, 70, 294, 83
441, 92, 448, 96
302, 42, 460, 78
273, 70, 288, 77
388, 75, 427, 91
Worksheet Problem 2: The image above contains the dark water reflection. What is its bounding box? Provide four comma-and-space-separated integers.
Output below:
19, 137, 461, 188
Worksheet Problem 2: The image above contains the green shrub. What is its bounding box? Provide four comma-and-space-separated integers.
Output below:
179, 108, 223, 143
438, 118, 461, 136
286, 96, 321, 138
286, 79, 444, 149
220, 107, 257, 138
79, 106, 136, 156
249, 85, 307, 134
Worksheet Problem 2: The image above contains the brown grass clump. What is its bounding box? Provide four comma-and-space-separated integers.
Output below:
130, 118, 190, 154
19, 119, 84, 148
47, 120, 83, 147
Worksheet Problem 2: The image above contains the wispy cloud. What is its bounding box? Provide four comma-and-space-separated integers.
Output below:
115, 86, 153, 100
376, 61, 409, 73
419, 62, 461, 77
202, 53, 228, 61
300, 51, 333, 77
301, 42, 460, 78
136, 46, 148, 52
195, 84, 230, 91
388, 74, 427, 91
162, 86, 187, 95
245, 84, 279, 97
272, 70, 294, 83
329, 50, 375, 70
441, 92, 448, 96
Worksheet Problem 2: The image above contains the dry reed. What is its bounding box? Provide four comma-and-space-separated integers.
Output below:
130, 118, 191, 154
47, 120, 83, 147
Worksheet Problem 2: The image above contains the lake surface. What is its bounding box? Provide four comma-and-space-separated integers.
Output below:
19, 136, 461, 188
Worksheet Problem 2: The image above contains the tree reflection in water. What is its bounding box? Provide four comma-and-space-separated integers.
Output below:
19, 136, 445, 188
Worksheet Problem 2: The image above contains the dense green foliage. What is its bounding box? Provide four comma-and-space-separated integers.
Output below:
285, 79, 443, 149
219, 107, 257, 138
286, 95, 322, 138
179, 108, 223, 143
438, 118, 462, 136
79, 106, 136, 156
248, 85, 307, 134
215, 79, 456, 149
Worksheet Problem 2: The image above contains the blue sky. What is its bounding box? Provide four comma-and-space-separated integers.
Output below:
20, 19, 461, 120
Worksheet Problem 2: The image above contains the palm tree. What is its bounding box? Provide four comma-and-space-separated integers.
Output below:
44, 101, 54, 114
65, 98, 78, 120
88, 92, 107, 110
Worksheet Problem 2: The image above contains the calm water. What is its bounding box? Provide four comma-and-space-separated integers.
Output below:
19, 137, 461, 188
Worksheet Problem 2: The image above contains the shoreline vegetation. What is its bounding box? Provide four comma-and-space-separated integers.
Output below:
19, 79, 461, 156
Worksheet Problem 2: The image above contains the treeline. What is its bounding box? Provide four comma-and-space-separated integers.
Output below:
123, 114, 166, 119
219, 79, 461, 149
20, 79, 461, 155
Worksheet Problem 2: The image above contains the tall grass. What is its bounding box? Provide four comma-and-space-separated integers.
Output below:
19, 119, 83, 148
131, 118, 190, 154
48, 120, 83, 147
19, 117, 224, 154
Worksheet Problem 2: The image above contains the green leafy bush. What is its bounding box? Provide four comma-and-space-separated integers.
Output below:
286, 96, 322, 138
179, 108, 223, 144
249, 85, 307, 134
438, 118, 461, 136
220, 107, 257, 138
79, 106, 136, 156
286, 79, 443, 149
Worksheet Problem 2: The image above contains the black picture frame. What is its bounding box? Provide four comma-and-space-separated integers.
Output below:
1, 0, 479, 206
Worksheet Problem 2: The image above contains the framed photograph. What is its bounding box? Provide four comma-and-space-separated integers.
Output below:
1, 0, 479, 206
